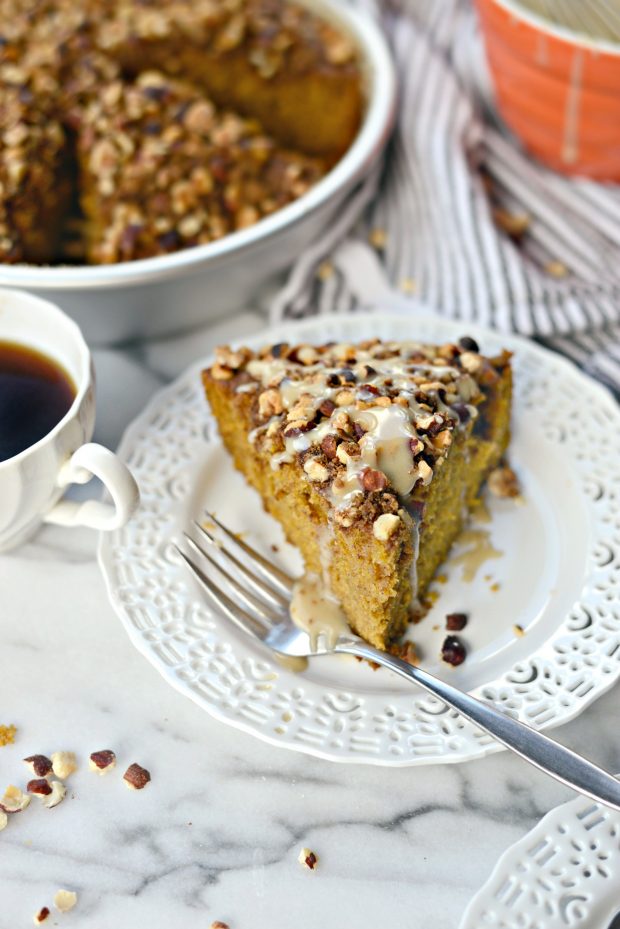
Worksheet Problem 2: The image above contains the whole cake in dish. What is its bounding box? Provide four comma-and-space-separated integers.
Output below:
0, 0, 362, 265
203, 336, 512, 650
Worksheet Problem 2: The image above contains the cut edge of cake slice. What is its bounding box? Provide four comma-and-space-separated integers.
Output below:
202, 335, 512, 651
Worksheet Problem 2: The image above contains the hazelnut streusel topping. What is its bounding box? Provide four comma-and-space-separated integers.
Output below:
209, 337, 511, 530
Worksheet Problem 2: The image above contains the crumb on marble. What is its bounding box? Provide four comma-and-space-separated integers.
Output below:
89, 749, 116, 775
123, 762, 151, 790
298, 847, 318, 870
24, 755, 53, 778
53, 890, 77, 913
0, 724, 17, 746
33, 906, 50, 924
51, 751, 77, 780
513, 623, 525, 637
490, 582, 500, 592
211, 922, 230, 929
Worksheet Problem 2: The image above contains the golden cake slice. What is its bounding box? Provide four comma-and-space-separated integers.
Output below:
203, 336, 512, 650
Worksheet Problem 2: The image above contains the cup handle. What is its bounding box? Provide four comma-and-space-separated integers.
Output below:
43, 443, 139, 531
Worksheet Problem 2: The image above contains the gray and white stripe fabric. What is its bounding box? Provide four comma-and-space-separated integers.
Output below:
270, 0, 620, 396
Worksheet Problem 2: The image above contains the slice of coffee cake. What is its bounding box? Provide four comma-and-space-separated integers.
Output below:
203, 336, 512, 650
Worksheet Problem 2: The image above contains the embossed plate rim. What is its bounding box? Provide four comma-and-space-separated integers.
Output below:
99, 310, 620, 766
459, 784, 620, 929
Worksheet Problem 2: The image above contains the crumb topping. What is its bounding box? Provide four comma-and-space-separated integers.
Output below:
208, 337, 511, 529
75, 71, 325, 263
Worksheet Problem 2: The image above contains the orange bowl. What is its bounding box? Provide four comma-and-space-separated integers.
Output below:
475, 0, 620, 180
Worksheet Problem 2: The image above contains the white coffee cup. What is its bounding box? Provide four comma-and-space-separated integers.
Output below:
0, 288, 139, 552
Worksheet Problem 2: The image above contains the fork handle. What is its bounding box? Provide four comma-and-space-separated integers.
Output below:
337, 637, 620, 811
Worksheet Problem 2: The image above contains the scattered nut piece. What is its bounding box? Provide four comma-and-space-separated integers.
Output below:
441, 635, 467, 667
545, 260, 568, 278
33, 907, 50, 924
40, 780, 67, 809
298, 847, 318, 870
373, 513, 401, 541
51, 752, 77, 780
27, 778, 53, 796
89, 750, 116, 775
0, 785, 31, 813
487, 466, 520, 499
0, 724, 17, 747
123, 763, 151, 790
369, 227, 387, 249
389, 641, 418, 666
400, 277, 416, 294
513, 624, 525, 637
211, 923, 230, 929
446, 613, 468, 632
303, 459, 329, 482
53, 890, 77, 913
492, 207, 530, 238
0, 809, 7, 831
24, 755, 53, 778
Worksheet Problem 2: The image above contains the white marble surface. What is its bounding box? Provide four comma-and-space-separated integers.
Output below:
2, 315, 620, 929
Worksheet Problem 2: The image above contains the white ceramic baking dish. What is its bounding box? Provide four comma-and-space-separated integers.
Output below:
0, 0, 396, 345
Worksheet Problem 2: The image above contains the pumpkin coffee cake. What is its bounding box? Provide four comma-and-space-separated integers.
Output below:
203, 336, 512, 650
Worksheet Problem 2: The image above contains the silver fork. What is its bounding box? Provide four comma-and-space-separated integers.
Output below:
176, 513, 620, 812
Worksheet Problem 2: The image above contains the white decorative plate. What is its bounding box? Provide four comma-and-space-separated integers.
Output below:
459, 789, 620, 929
99, 312, 620, 765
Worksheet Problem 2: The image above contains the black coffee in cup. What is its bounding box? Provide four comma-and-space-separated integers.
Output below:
0, 340, 76, 462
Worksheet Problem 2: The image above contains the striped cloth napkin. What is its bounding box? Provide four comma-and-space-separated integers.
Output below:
270, 0, 620, 397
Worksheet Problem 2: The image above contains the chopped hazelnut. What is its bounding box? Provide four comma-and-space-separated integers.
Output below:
27, 778, 53, 796
433, 430, 452, 450
513, 624, 525, 637
320, 435, 338, 460
446, 613, 468, 631
33, 907, 50, 924
23, 755, 53, 778
51, 751, 77, 780
0, 810, 7, 831
303, 459, 329, 482
335, 389, 355, 407
332, 410, 352, 433
373, 513, 401, 541
40, 781, 67, 809
124, 763, 151, 790
413, 460, 433, 487
53, 890, 77, 913
360, 468, 388, 492
0, 785, 31, 813
389, 641, 418, 666
336, 441, 360, 465
89, 750, 117, 775
258, 388, 284, 419
318, 399, 336, 417
459, 352, 483, 374
211, 923, 230, 929
487, 466, 520, 499
296, 346, 318, 366
298, 847, 318, 870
